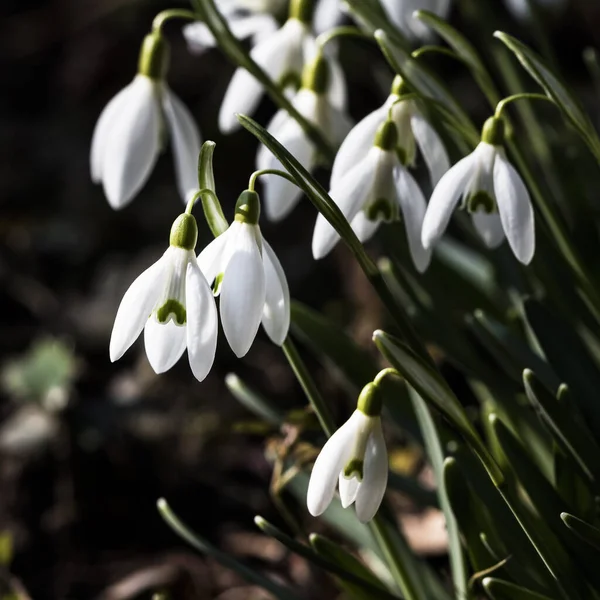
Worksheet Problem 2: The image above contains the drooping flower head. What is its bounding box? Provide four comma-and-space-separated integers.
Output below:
307, 382, 388, 523
91, 32, 201, 209
422, 116, 535, 264
198, 189, 290, 357
110, 212, 218, 381
257, 53, 352, 221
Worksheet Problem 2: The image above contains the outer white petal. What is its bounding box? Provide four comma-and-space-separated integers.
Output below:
314, 0, 344, 34
218, 19, 304, 133
185, 259, 218, 381
330, 102, 390, 190
410, 111, 450, 186
307, 414, 359, 516
261, 240, 290, 345
183, 21, 218, 53
256, 108, 292, 171
197, 227, 232, 284
350, 210, 381, 243
109, 252, 167, 362
101, 76, 161, 209
328, 57, 348, 111
493, 150, 535, 264
90, 83, 133, 182
162, 89, 202, 203
220, 224, 266, 357
339, 475, 360, 509
421, 151, 477, 249
143, 318, 187, 374
396, 167, 432, 273
355, 422, 388, 523
312, 149, 379, 259
471, 211, 505, 249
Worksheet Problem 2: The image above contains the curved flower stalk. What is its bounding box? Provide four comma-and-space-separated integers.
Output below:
380, 0, 452, 42
110, 213, 218, 381
198, 189, 290, 357
331, 76, 449, 193
307, 382, 388, 523
218, 0, 347, 133
313, 119, 431, 272
256, 54, 352, 221
91, 33, 201, 209
184, 0, 280, 55
422, 116, 535, 265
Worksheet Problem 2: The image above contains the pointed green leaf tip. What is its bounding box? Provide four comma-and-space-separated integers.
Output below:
169, 213, 198, 250
138, 32, 170, 80
234, 190, 261, 225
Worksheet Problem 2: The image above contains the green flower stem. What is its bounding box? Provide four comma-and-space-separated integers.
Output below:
185, 188, 219, 215
192, 0, 335, 162
197, 141, 229, 237
152, 9, 198, 34
494, 93, 555, 119
315, 26, 372, 51
248, 169, 297, 192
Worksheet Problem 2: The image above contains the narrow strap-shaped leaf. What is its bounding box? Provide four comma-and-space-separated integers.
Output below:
483, 577, 555, 600
561, 513, 600, 552
344, 0, 409, 49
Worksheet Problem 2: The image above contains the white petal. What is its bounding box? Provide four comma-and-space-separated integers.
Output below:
307, 415, 358, 516
183, 21, 218, 53
493, 150, 535, 264
410, 111, 450, 187
471, 211, 505, 249
185, 259, 218, 381
355, 422, 388, 523
143, 318, 187, 374
256, 108, 292, 170
338, 475, 360, 508
314, 0, 344, 34
101, 76, 161, 209
327, 57, 348, 111
312, 149, 379, 259
90, 83, 133, 183
218, 19, 305, 133
109, 252, 167, 362
261, 240, 290, 345
197, 227, 232, 285
220, 224, 266, 357
396, 167, 432, 273
162, 89, 202, 203
330, 101, 390, 190
350, 211, 381, 243
421, 151, 477, 249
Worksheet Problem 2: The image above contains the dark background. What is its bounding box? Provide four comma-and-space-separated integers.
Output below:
1, 0, 600, 598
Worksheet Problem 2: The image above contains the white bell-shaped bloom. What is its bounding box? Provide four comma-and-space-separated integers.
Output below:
314, 0, 345, 33
91, 34, 201, 210
198, 190, 290, 357
504, 0, 566, 20
110, 214, 218, 381
307, 403, 388, 523
422, 117, 535, 264
331, 78, 449, 192
257, 56, 352, 221
313, 120, 431, 272
379, 0, 451, 42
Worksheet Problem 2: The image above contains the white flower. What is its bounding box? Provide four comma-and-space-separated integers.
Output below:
380, 0, 451, 42
307, 409, 388, 523
91, 34, 201, 209
331, 82, 449, 192
110, 214, 218, 381
421, 122, 535, 264
313, 0, 345, 34
313, 120, 431, 272
198, 190, 290, 357
256, 56, 352, 221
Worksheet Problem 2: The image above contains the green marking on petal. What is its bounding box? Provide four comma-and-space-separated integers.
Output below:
467, 190, 496, 214
156, 299, 186, 325
213, 272, 224, 296
344, 458, 364, 481
280, 71, 302, 92
365, 197, 396, 222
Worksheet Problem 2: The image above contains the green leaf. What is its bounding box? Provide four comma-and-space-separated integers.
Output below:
343, 0, 409, 49
225, 373, 283, 425
157, 499, 301, 600
494, 31, 600, 162
561, 513, 600, 552
197, 141, 228, 237
483, 577, 555, 600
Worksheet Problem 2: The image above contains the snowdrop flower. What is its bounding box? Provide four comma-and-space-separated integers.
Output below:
380, 0, 451, 42
307, 383, 388, 523
198, 189, 290, 357
91, 33, 201, 209
504, 0, 566, 20
257, 54, 352, 221
422, 116, 535, 264
331, 76, 449, 192
219, 0, 347, 133
313, 120, 431, 271
110, 213, 218, 381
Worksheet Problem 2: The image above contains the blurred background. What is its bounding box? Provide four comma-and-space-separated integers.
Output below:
1, 0, 600, 598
